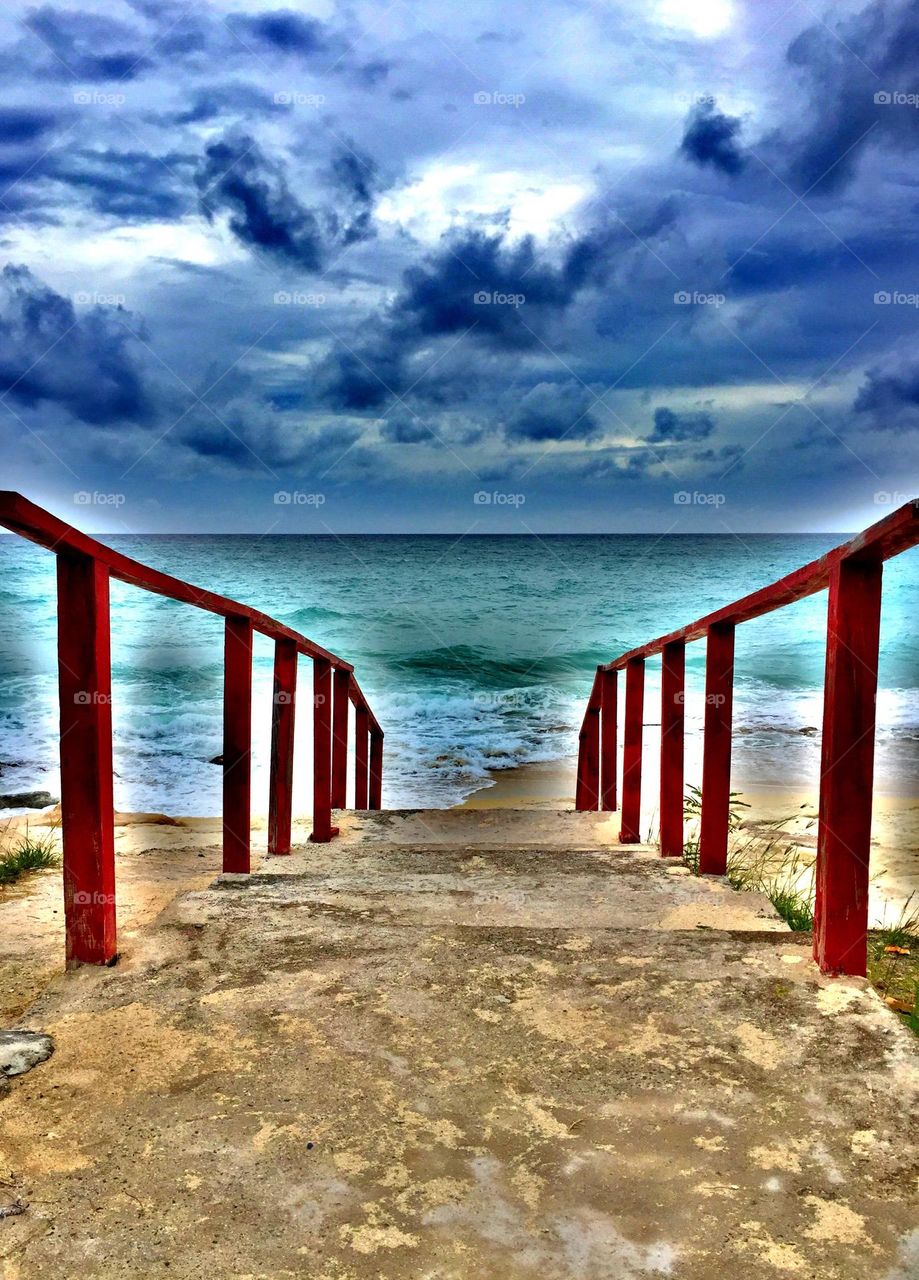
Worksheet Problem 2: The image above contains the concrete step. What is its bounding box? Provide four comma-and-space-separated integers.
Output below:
6, 849, 913, 1279
330, 806, 641, 848
226, 837, 786, 933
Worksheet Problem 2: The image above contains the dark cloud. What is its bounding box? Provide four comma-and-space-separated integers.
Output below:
0, 264, 154, 425
179, 419, 254, 466
680, 102, 745, 175
725, 236, 855, 292
399, 204, 677, 346
164, 84, 287, 126
784, 0, 919, 193
854, 351, 919, 427
318, 340, 408, 411
231, 10, 329, 56
0, 108, 61, 143
317, 201, 679, 413
197, 133, 387, 269
0, 140, 195, 225
356, 60, 392, 86
505, 381, 601, 441
51, 147, 194, 221
24, 6, 153, 80
694, 443, 744, 468
225, 9, 387, 83
197, 133, 327, 270
380, 412, 431, 443
327, 141, 383, 245
649, 406, 716, 442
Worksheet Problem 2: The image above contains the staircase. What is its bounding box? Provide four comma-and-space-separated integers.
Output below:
3, 807, 916, 1278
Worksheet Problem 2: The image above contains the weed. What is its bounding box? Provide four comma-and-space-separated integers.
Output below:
0, 825, 59, 886
767, 886, 814, 932
867, 896, 919, 1033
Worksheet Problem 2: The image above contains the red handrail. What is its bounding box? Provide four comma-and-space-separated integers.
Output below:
0, 492, 384, 969
576, 499, 919, 978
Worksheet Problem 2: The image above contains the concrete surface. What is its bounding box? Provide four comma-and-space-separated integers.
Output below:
0, 1033, 53, 1080
1, 809, 917, 1279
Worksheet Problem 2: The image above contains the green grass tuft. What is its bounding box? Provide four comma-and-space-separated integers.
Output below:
766, 886, 815, 932
0, 826, 59, 886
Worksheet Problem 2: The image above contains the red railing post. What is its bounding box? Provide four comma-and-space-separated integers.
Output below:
331, 668, 349, 810
575, 731, 588, 810
267, 637, 297, 856
354, 705, 370, 808
576, 707, 600, 810
660, 639, 685, 857
699, 622, 735, 875
223, 616, 253, 873
57, 552, 116, 968
310, 657, 337, 842
620, 657, 645, 842
600, 668, 617, 811
369, 730, 383, 809
814, 558, 882, 976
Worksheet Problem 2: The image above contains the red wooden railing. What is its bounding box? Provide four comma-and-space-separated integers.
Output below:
576, 499, 919, 978
0, 492, 383, 969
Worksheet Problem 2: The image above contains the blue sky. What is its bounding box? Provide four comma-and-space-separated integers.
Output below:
1, 0, 917, 532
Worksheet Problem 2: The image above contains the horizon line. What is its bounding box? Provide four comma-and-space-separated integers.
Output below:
56, 528, 862, 538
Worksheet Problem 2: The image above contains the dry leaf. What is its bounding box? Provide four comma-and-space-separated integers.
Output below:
884, 996, 915, 1014
884, 945, 911, 956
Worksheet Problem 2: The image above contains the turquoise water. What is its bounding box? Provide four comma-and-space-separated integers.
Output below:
1, 533, 918, 813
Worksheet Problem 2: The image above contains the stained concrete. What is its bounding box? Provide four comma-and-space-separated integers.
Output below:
0, 810, 917, 1279
0, 1033, 53, 1079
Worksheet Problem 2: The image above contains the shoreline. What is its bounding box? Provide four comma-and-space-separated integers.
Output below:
3, 750, 918, 917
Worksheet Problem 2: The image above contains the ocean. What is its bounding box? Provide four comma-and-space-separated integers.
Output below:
1, 532, 918, 816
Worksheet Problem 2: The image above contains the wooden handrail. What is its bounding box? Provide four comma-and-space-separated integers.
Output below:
576, 499, 919, 979
601, 499, 919, 669
0, 492, 384, 969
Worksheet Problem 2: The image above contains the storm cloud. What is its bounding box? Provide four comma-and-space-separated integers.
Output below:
0, 265, 154, 426
680, 102, 745, 175
0, 0, 915, 527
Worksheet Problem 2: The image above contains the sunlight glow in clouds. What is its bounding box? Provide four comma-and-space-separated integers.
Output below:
656, 0, 735, 38
376, 164, 589, 243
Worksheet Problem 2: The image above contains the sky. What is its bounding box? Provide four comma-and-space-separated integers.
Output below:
0, 0, 918, 532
